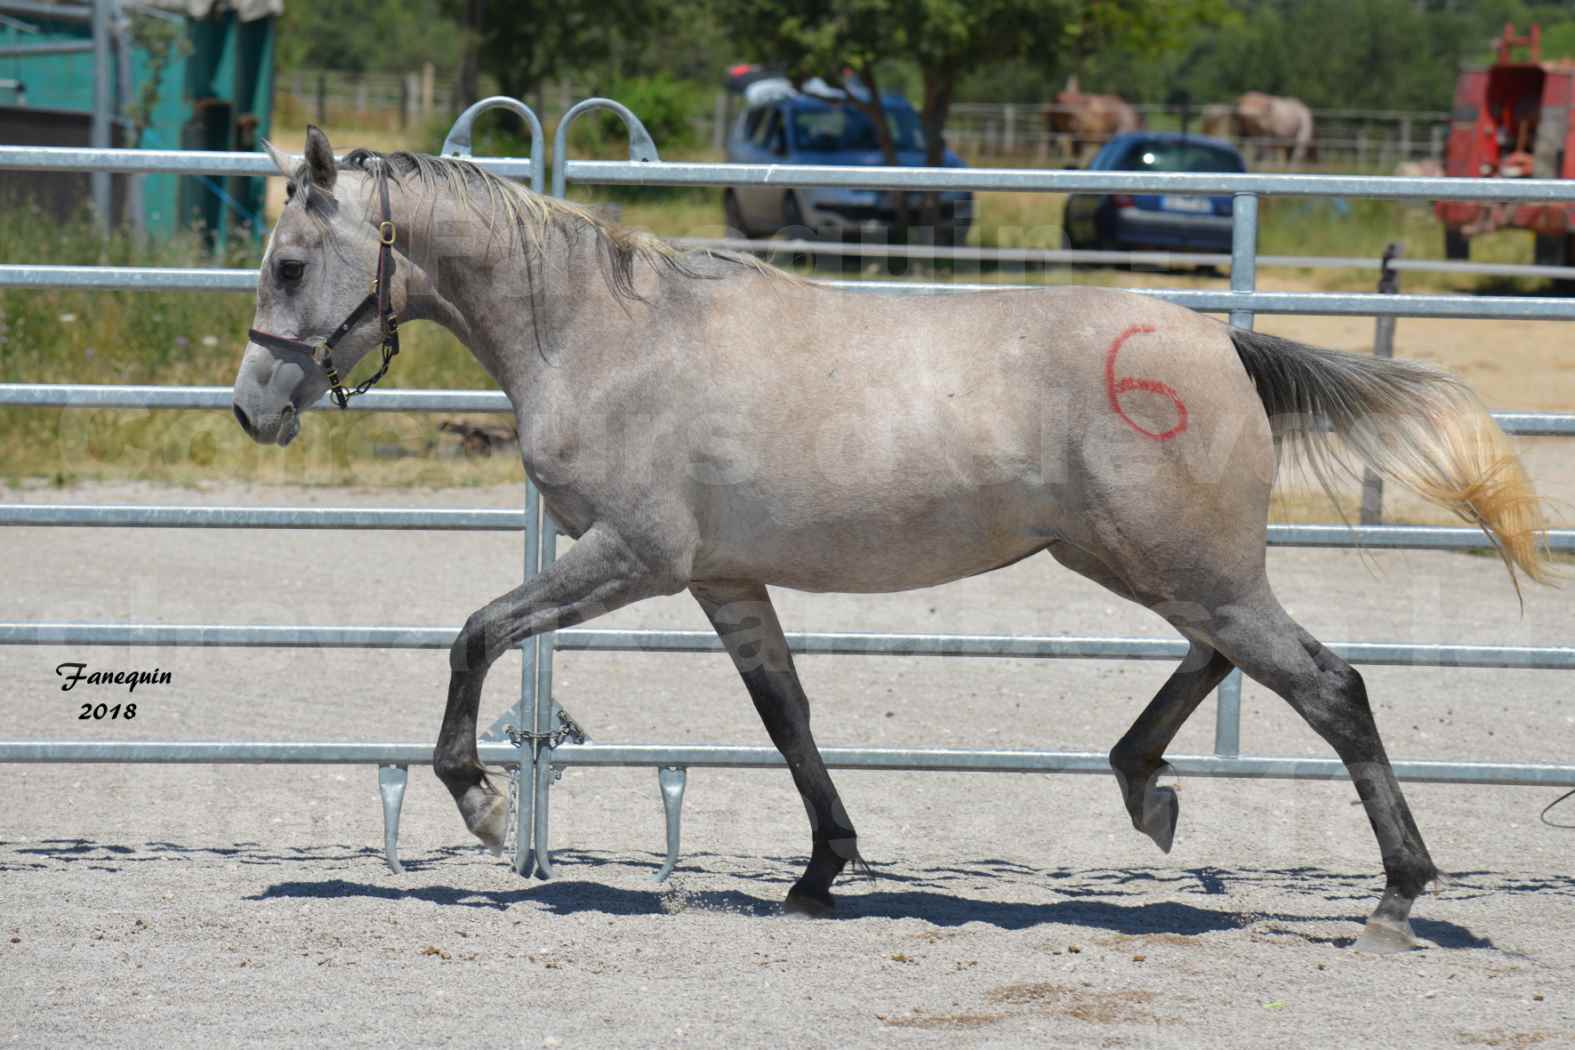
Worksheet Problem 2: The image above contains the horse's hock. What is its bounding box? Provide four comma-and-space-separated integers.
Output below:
1, 97, 1573, 936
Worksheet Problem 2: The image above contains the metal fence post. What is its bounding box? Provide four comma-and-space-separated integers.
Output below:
1217, 189, 1260, 751
530, 513, 560, 877
90, 0, 111, 232
513, 481, 542, 876
1228, 192, 1259, 331
1360, 242, 1403, 525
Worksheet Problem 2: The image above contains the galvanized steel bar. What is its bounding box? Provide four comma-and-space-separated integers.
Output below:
8, 506, 1570, 550
515, 480, 543, 876
823, 282, 1575, 320
0, 741, 517, 764
550, 97, 659, 199
1214, 672, 1242, 759
441, 97, 546, 194
7, 622, 1568, 671
1229, 192, 1259, 338
0, 384, 1566, 435
0, 505, 526, 530
544, 745, 1575, 787
674, 237, 1575, 280
561, 158, 1575, 202
0, 383, 512, 412
12, 264, 1575, 321
0, 740, 1569, 788
0, 145, 536, 180
0, 265, 254, 291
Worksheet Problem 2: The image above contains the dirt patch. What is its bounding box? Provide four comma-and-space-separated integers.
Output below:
986, 982, 1163, 1025
878, 1009, 1006, 1029
1456, 1031, 1558, 1049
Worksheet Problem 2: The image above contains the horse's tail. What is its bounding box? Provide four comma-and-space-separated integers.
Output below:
1228, 327, 1552, 588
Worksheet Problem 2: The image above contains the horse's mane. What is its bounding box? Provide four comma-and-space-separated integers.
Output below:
292, 147, 785, 304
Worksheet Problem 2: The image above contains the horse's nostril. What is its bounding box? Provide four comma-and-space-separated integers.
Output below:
233, 403, 253, 436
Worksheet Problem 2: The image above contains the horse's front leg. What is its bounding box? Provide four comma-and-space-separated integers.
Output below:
690, 580, 864, 916
437, 524, 684, 848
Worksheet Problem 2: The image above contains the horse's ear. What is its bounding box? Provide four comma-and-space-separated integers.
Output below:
304, 125, 336, 191
261, 138, 292, 178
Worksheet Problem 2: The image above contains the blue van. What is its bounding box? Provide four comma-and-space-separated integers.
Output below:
723, 93, 973, 244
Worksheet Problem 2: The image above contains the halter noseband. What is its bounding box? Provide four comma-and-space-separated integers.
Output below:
248, 162, 401, 409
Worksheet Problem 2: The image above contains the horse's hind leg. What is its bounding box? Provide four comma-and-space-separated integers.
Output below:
1202, 583, 1440, 951
1049, 543, 1232, 853
691, 580, 863, 917
1108, 644, 1233, 852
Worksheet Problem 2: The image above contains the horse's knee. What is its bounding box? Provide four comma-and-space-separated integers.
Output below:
449, 610, 489, 673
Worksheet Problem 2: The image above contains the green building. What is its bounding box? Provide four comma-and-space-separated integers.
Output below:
0, 0, 279, 242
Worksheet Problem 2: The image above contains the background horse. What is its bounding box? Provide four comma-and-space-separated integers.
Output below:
1043, 76, 1141, 165
232, 128, 1549, 951
1235, 92, 1316, 164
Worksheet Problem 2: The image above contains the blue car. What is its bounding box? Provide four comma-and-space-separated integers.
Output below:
723, 93, 973, 244
1062, 132, 1244, 256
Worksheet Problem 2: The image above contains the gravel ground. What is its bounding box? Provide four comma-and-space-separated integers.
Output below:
1, 481, 1572, 1049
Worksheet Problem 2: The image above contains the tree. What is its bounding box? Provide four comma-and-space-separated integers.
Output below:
449, 0, 663, 107
711, 0, 1226, 231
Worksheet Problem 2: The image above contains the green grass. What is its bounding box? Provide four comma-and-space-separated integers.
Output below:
0, 199, 520, 489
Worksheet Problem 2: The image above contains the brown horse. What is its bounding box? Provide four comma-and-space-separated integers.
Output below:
1043, 77, 1141, 164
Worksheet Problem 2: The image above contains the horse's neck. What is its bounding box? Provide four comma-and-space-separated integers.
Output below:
400, 192, 628, 393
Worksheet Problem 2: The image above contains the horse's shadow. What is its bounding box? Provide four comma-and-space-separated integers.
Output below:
7, 837, 1557, 950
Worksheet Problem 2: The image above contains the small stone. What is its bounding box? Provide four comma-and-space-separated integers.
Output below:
1132, 954, 1146, 963
1421, 990, 1437, 999
1067, 944, 1081, 954
1534, 993, 1544, 1002
9, 937, 18, 944
542, 1038, 561, 1048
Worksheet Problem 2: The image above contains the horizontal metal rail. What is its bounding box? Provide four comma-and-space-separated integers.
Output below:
0, 505, 527, 530
1, 385, 1567, 435
0, 507, 1570, 554
9, 265, 1575, 320
674, 237, 1575, 281
4, 623, 1571, 670
562, 158, 1575, 202
0, 145, 536, 181
0, 741, 1568, 788
822, 283, 1575, 320
0, 383, 513, 412
7, 145, 1574, 203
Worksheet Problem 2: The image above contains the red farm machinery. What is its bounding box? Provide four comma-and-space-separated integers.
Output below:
1438, 24, 1575, 267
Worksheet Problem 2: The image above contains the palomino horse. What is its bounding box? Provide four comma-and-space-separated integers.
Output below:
232, 129, 1549, 951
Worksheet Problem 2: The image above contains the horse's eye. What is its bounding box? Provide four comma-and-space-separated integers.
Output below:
277, 259, 305, 282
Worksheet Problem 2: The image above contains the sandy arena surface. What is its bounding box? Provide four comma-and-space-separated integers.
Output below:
0, 479, 1571, 1049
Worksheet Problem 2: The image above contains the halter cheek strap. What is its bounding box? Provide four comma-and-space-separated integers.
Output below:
248, 163, 402, 409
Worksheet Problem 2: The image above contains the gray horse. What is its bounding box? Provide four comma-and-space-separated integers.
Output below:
232, 128, 1550, 951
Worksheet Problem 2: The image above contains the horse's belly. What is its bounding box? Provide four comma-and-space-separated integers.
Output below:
692, 482, 1058, 594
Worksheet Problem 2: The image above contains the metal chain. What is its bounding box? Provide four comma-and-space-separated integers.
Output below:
505, 707, 587, 750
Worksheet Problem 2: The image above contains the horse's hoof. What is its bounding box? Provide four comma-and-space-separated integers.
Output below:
460, 786, 508, 851
1139, 786, 1179, 854
783, 886, 836, 919
1354, 916, 1420, 954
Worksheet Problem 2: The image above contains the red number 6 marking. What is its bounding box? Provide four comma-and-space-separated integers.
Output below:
1104, 324, 1188, 441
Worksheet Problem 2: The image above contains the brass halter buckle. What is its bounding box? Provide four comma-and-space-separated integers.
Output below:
378, 220, 397, 246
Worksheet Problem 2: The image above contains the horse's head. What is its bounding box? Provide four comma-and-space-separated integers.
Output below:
232, 126, 396, 446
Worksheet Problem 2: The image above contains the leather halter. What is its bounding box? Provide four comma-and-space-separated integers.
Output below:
248, 163, 401, 409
